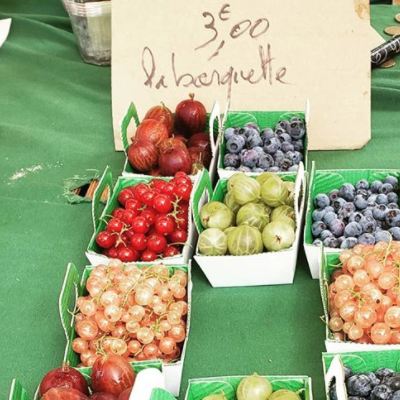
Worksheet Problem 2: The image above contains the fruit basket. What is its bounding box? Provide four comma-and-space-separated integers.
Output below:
217, 109, 308, 180
304, 162, 400, 279
8, 360, 164, 400
193, 162, 306, 287
320, 250, 400, 353
184, 375, 312, 400
323, 350, 400, 400
85, 165, 212, 266
59, 261, 192, 396
119, 100, 221, 184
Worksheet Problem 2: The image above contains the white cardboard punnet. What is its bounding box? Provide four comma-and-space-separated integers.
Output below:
304, 163, 400, 279
85, 166, 212, 267
119, 101, 221, 186
59, 262, 193, 396
320, 251, 400, 352
194, 162, 306, 287
217, 102, 309, 181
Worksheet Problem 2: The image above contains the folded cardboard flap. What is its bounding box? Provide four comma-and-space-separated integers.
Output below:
323, 355, 347, 400
112, 0, 377, 151
8, 380, 31, 400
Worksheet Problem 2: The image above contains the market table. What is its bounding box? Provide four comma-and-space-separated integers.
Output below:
1, 1, 400, 399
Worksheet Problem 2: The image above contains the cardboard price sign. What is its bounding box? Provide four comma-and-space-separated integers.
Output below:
111, 0, 380, 151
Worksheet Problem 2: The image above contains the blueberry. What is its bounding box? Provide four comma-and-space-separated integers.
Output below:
368, 195, 378, 207
341, 237, 358, 249
371, 180, 383, 193
312, 208, 326, 221
388, 203, 399, 210
366, 372, 381, 387
338, 202, 356, 220
380, 183, 394, 194
388, 192, 399, 204
275, 127, 286, 135
356, 189, 369, 198
374, 230, 391, 243
370, 384, 392, 400
344, 365, 354, 379
224, 167, 236, 171
242, 127, 259, 138
238, 166, 252, 172
257, 153, 274, 170
329, 219, 345, 237
358, 233, 375, 245
314, 193, 330, 209
224, 127, 236, 140
373, 204, 389, 221
288, 165, 299, 172
385, 175, 399, 191
226, 135, 246, 154
312, 238, 323, 246
277, 133, 292, 143
290, 151, 303, 165
281, 141, 294, 153
274, 150, 284, 159
376, 194, 389, 205
346, 374, 372, 397
244, 122, 260, 132
241, 149, 259, 168
339, 183, 356, 202
386, 209, 400, 228
263, 137, 281, 155
349, 211, 363, 223
354, 194, 368, 210
338, 236, 346, 245
252, 168, 265, 173
252, 146, 264, 155
278, 157, 293, 170
223, 153, 240, 168
376, 368, 395, 381
356, 179, 370, 191
323, 211, 337, 226
389, 227, 400, 240
312, 221, 327, 237
393, 390, 400, 400
333, 198, 347, 212
359, 216, 377, 233
293, 140, 304, 152
246, 132, 263, 149
329, 189, 340, 203
323, 237, 340, 248
384, 375, 400, 391
329, 383, 338, 400
288, 120, 306, 139
320, 230, 334, 240
276, 120, 290, 131
362, 208, 374, 218
345, 221, 363, 237
325, 206, 335, 213
290, 116, 303, 123
348, 397, 367, 400
268, 166, 280, 173
260, 128, 275, 142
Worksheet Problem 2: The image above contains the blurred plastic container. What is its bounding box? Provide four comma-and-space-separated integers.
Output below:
63, 0, 111, 66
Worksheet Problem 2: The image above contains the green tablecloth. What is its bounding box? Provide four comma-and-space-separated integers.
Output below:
1, 1, 400, 399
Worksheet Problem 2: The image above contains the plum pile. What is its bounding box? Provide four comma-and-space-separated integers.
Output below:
330, 365, 400, 400
311, 176, 400, 249
223, 117, 305, 173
